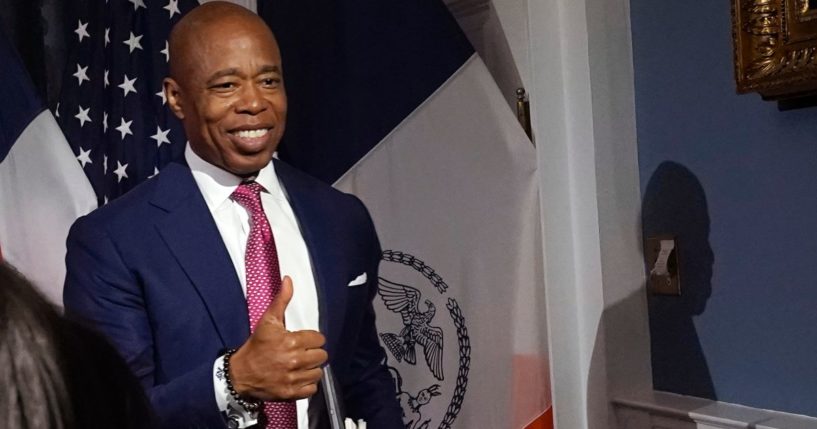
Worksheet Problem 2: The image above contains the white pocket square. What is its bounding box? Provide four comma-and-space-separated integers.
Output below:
348, 272, 367, 287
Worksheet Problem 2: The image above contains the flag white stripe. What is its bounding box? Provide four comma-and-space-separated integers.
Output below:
336, 55, 549, 428
0, 110, 96, 305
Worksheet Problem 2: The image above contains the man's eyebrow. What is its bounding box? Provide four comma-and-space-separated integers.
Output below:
206, 65, 280, 83
257, 65, 281, 75
206, 68, 240, 83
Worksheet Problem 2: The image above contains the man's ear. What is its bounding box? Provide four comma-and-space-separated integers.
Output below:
163, 78, 185, 120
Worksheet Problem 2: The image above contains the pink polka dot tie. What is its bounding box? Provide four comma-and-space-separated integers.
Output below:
231, 182, 298, 429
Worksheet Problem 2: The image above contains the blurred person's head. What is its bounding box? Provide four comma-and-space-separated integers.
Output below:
0, 263, 151, 428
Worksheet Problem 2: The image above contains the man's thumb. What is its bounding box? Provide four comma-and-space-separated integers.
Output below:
266, 276, 294, 324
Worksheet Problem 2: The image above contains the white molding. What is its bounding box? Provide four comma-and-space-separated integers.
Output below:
528, 0, 649, 427
614, 391, 817, 429
528, 0, 595, 426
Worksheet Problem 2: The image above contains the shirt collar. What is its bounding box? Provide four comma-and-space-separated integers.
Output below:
185, 144, 284, 212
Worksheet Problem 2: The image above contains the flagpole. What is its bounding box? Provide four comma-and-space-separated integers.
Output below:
516, 88, 533, 142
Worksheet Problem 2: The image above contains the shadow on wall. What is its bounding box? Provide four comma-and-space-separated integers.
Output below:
642, 161, 716, 399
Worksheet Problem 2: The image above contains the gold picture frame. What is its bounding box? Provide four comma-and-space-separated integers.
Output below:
733, 0, 817, 99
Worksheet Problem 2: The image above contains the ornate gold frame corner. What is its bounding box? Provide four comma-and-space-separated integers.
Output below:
733, 0, 817, 99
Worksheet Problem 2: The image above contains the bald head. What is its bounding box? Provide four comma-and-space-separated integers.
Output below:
168, 2, 276, 81
162, 1, 287, 177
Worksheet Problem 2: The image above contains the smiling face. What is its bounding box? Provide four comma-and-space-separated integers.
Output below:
164, 11, 286, 177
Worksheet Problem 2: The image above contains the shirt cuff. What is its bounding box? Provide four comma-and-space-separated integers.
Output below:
213, 355, 259, 428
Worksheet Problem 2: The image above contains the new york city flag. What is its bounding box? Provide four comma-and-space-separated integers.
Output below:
263, 1, 552, 427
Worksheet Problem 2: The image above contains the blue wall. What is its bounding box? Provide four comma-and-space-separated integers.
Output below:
631, 0, 817, 417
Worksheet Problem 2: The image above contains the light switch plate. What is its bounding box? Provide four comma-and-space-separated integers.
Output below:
644, 235, 681, 296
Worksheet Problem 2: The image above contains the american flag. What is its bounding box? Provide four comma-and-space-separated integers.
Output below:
56, 0, 198, 205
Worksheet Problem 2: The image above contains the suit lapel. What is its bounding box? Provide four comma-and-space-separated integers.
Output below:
275, 160, 348, 358
151, 163, 249, 348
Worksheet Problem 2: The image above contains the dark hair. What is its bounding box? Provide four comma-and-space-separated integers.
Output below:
0, 263, 152, 428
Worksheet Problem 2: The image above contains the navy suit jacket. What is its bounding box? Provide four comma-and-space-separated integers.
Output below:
64, 159, 403, 428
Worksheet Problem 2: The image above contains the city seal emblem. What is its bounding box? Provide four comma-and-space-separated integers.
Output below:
376, 250, 470, 429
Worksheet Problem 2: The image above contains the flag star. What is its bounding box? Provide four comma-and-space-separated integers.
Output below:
123, 32, 143, 53
103, 111, 108, 133
73, 64, 90, 86
156, 88, 167, 105
160, 40, 169, 62
104, 196, 109, 205
114, 161, 129, 182
104, 69, 109, 87
55, 102, 60, 118
104, 28, 110, 46
129, 0, 146, 10
75, 20, 90, 42
77, 147, 92, 168
164, 0, 180, 18
118, 75, 138, 97
75, 106, 92, 127
151, 126, 171, 147
149, 167, 159, 178
116, 118, 133, 140
104, 155, 108, 174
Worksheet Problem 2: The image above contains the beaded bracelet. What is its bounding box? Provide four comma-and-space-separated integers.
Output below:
223, 348, 262, 413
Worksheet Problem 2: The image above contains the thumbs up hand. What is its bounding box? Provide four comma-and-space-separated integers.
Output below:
229, 276, 328, 401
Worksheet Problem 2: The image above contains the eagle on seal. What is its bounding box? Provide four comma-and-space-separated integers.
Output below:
377, 277, 444, 381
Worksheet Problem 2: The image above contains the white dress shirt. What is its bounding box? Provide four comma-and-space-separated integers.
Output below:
185, 145, 319, 428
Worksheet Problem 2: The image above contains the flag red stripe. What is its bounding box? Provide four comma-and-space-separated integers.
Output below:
524, 407, 554, 429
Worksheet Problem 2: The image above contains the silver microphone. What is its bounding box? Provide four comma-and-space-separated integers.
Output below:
322, 364, 346, 429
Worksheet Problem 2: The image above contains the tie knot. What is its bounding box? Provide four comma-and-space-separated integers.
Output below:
231, 181, 265, 214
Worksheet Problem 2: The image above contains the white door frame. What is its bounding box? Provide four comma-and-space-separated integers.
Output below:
528, 0, 652, 427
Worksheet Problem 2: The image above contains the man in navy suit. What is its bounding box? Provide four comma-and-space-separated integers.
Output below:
63, 3, 402, 428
